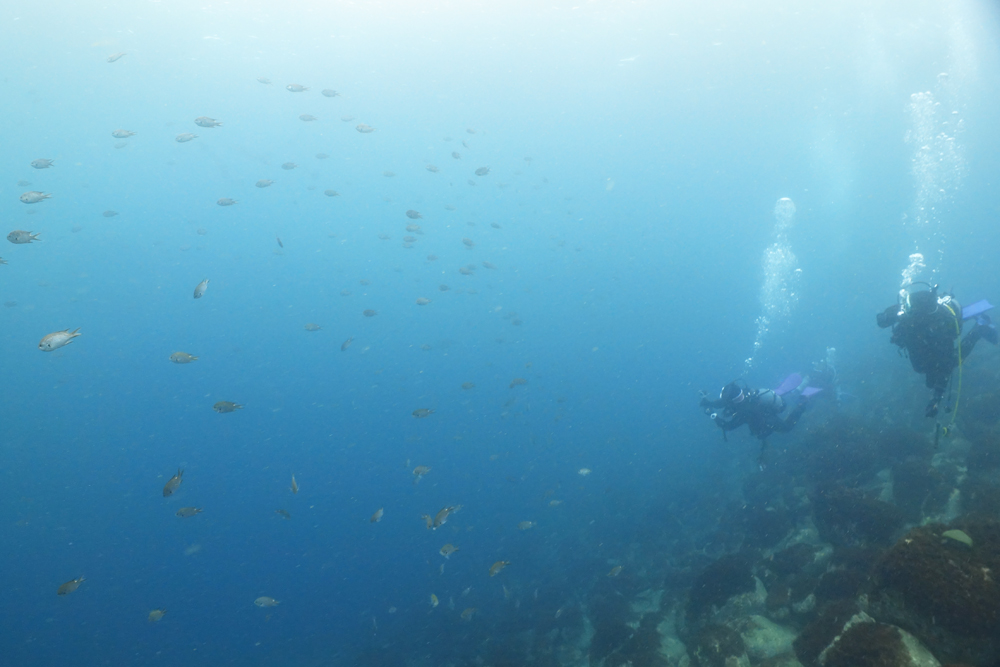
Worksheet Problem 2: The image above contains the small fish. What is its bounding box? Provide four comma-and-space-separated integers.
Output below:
175, 133, 198, 143
460, 607, 477, 621
363, 309, 377, 317
517, 521, 535, 530
416, 297, 431, 306
290, 475, 299, 494
256, 179, 274, 188
462, 238, 475, 248
103, 210, 118, 218
475, 166, 490, 176
163, 468, 183, 497
216, 198, 237, 206
324, 189, 339, 197
355, 124, 375, 133
57, 577, 85, 596
413, 465, 431, 483
176, 507, 203, 518
254, 596, 280, 607
440, 543, 459, 559
299, 114, 318, 122
578, 468, 592, 477
482, 261, 498, 270
286, 84, 308, 92
509, 377, 527, 388
169, 352, 198, 364
7, 230, 40, 244
549, 500, 563, 507
433, 505, 461, 529
370, 507, 384, 523
111, 129, 136, 138
491, 222, 501, 229
383, 171, 395, 177
405, 210, 422, 219
38, 328, 81, 352
275, 509, 291, 520
30, 159, 54, 169
257, 77, 272, 85
341, 116, 354, 122
193, 279, 209, 299
281, 162, 297, 170
426, 165, 439, 173
304, 323, 321, 332
489, 560, 510, 577
213, 401, 243, 413
421, 514, 433, 529
340, 337, 354, 352
148, 609, 166, 622
194, 116, 222, 128
0, 258, 7, 265
412, 408, 434, 418
276, 236, 283, 248
461, 382, 475, 390
107, 52, 126, 63
608, 565, 623, 577
430, 594, 439, 608
20, 191, 51, 204
452, 152, 461, 159
321, 89, 340, 97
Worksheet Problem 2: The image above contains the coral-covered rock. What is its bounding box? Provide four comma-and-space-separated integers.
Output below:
735, 614, 797, 662
793, 600, 858, 666
868, 519, 1000, 665
767, 543, 819, 576
692, 624, 749, 667
811, 484, 905, 547
687, 553, 756, 624
820, 618, 939, 667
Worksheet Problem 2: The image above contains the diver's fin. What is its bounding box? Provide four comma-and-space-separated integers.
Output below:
774, 373, 802, 396
801, 387, 823, 398
962, 299, 994, 320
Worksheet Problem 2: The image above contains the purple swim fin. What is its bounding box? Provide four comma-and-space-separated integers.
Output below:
774, 373, 802, 396
963, 299, 994, 320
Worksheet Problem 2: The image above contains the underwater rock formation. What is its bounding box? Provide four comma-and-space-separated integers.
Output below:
869, 519, 1000, 665
820, 616, 939, 667
692, 624, 749, 667
686, 553, 757, 625
811, 484, 904, 547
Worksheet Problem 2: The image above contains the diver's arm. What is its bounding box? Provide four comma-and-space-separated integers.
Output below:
877, 306, 900, 329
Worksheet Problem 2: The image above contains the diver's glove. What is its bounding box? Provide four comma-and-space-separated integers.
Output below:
877, 306, 900, 329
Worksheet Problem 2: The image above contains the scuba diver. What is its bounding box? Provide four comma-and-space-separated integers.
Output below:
699, 379, 811, 441
877, 283, 997, 417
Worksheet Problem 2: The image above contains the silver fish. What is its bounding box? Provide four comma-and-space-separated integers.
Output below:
216, 198, 237, 206
175, 133, 198, 143
111, 129, 136, 138
193, 279, 209, 299
107, 52, 126, 63
286, 84, 308, 92
20, 191, 51, 204
7, 230, 40, 244
38, 328, 81, 351
194, 116, 222, 128
30, 159, 54, 169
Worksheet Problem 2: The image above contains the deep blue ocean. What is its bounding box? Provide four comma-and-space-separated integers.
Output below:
3, 2, 1000, 666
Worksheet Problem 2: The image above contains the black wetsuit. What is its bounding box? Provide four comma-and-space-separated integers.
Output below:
700, 389, 806, 441
877, 296, 992, 415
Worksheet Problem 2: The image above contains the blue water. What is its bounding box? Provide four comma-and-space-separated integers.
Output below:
3, 1, 1000, 665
